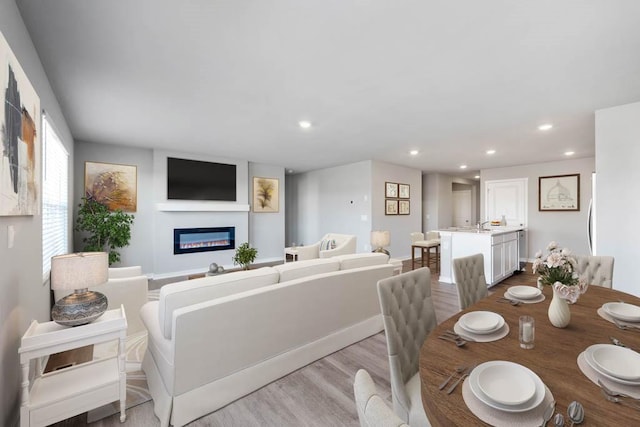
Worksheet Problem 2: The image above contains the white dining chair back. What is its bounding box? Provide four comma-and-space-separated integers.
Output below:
572, 255, 614, 288
453, 253, 488, 310
377, 268, 435, 426
353, 369, 410, 427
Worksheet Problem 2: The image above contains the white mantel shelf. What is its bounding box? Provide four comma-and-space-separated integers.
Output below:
156, 202, 250, 212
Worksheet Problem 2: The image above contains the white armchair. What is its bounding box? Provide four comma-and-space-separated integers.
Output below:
108, 265, 143, 279
294, 233, 357, 260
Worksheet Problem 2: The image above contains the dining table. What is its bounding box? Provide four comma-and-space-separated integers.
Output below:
419, 284, 640, 426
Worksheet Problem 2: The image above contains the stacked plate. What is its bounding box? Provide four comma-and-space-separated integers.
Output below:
506, 286, 542, 301
602, 302, 640, 322
584, 344, 640, 385
468, 361, 546, 412
458, 311, 505, 335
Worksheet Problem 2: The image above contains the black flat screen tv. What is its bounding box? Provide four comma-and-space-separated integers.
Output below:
167, 157, 236, 201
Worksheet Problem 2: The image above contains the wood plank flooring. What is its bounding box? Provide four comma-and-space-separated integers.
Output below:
53, 261, 537, 427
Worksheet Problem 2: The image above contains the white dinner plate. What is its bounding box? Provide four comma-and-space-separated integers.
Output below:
507, 286, 542, 300
469, 361, 545, 413
603, 302, 640, 322
458, 311, 504, 334
477, 362, 536, 405
588, 344, 640, 381
585, 345, 640, 385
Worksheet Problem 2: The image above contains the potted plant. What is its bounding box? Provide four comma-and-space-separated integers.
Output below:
75, 197, 135, 265
233, 242, 258, 270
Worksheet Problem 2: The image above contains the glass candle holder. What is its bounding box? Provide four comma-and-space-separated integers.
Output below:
519, 315, 535, 349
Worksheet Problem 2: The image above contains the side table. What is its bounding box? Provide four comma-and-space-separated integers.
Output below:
389, 258, 403, 275
284, 247, 299, 262
19, 306, 128, 427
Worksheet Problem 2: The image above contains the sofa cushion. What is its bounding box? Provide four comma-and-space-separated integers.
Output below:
334, 253, 390, 270
320, 239, 336, 251
158, 267, 279, 339
273, 258, 340, 282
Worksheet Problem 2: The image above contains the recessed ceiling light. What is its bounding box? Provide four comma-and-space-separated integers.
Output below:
486, 150, 496, 155
474, 175, 480, 179
287, 169, 294, 173
409, 150, 419, 156
564, 151, 575, 156
538, 123, 553, 131
460, 164, 467, 169
298, 121, 312, 129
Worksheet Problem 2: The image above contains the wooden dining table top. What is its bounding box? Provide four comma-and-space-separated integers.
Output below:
419, 284, 640, 426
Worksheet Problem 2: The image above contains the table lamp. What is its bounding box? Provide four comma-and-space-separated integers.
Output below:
50, 252, 109, 326
371, 230, 390, 255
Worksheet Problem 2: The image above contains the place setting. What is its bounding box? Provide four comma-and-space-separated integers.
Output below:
597, 301, 640, 331
501, 285, 545, 305
460, 360, 557, 426
577, 343, 640, 404
451, 311, 510, 343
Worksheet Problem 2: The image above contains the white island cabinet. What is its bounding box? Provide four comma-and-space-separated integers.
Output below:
439, 227, 524, 287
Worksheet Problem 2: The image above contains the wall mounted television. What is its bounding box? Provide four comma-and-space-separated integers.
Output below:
167, 157, 236, 201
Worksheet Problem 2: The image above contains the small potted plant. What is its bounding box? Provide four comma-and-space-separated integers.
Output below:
233, 242, 258, 270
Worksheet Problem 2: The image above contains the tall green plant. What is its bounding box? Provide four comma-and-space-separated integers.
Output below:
75, 197, 135, 265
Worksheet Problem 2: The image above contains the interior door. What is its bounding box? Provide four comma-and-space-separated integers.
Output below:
485, 178, 528, 226
453, 190, 472, 227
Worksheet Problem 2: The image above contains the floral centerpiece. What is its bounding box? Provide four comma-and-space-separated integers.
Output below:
532, 241, 588, 328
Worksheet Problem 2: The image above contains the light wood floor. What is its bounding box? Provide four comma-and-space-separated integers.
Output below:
54, 261, 536, 427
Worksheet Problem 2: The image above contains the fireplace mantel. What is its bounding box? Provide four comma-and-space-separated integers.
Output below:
156, 202, 250, 212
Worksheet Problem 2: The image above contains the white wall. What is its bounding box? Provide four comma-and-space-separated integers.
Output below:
73, 143, 285, 277
249, 163, 285, 263
74, 141, 154, 271
371, 161, 422, 259
287, 161, 372, 252
596, 101, 640, 296
481, 157, 595, 262
423, 173, 477, 231
0, 1, 73, 424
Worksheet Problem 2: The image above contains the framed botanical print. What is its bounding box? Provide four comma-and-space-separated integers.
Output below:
399, 184, 410, 199
538, 174, 580, 211
252, 177, 279, 212
385, 182, 398, 198
385, 199, 398, 215
399, 200, 410, 215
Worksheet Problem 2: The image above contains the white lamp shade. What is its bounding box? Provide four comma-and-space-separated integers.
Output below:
50, 252, 108, 291
371, 231, 390, 248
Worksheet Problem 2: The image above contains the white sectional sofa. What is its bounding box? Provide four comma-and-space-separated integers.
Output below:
140, 253, 394, 427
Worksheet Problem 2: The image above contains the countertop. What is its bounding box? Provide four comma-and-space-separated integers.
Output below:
438, 226, 524, 236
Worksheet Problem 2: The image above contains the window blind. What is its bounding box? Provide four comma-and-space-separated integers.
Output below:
42, 115, 69, 280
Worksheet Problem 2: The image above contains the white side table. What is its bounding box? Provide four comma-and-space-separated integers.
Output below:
389, 258, 403, 275
19, 306, 128, 427
284, 247, 299, 262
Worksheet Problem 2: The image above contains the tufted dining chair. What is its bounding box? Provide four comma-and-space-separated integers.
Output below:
353, 369, 410, 427
377, 268, 436, 427
453, 253, 488, 311
572, 255, 615, 288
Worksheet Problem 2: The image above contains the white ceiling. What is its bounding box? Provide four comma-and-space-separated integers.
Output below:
16, 1, 640, 176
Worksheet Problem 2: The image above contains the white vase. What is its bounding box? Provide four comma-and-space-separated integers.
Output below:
548, 286, 571, 328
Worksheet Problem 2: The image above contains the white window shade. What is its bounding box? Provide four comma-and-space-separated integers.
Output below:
42, 115, 69, 280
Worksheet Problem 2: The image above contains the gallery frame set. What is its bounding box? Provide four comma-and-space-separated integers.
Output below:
385, 182, 410, 215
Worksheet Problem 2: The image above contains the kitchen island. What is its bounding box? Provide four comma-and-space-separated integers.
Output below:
438, 226, 525, 287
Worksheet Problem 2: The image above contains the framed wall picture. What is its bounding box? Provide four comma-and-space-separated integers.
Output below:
399, 184, 410, 199
385, 182, 398, 198
399, 200, 410, 215
538, 173, 580, 211
253, 177, 279, 212
385, 199, 398, 215
1, 31, 41, 216
84, 161, 137, 212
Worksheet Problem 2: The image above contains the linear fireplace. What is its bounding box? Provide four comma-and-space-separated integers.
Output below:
173, 227, 235, 255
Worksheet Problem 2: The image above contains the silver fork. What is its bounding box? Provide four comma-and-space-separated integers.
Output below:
601, 389, 640, 410
438, 365, 466, 390
444, 330, 476, 342
612, 317, 640, 331
438, 335, 466, 347
498, 297, 521, 306
598, 379, 638, 400
445, 364, 476, 394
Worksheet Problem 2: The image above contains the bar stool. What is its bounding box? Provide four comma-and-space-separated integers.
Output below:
410, 232, 440, 272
